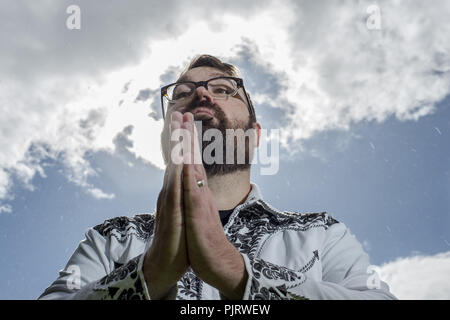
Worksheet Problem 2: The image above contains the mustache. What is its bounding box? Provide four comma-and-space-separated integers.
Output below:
183, 99, 219, 116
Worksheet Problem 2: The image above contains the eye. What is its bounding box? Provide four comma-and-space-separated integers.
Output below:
174, 91, 191, 99
211, 85, 234, 95
213, 87, 227, 94
171, 83, 193, 100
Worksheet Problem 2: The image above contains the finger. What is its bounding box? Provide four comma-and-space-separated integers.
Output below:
181, 119, 195, 213
169, 112, 183, 166
182, 133, 208, 216
191, 116, 207, 178
182, 121, 201, 187
182, 111, 193, 123
181, 113, 194, 165
166, 112, 184, 203
183, 154, 200, 213
182, 112, 207, 182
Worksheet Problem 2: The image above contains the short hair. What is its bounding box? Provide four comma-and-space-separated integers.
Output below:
177, 54, 241, 81
177, 54, 256, 122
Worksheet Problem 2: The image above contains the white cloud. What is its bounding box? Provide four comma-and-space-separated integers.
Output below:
379, 251, 450, 299
260, 0, 450, 146
0, 0, 449, 208
0, 204, 12, 214
86, 187, 115, 200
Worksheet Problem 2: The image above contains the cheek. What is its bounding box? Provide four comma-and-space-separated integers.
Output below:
226, 102, 249, 122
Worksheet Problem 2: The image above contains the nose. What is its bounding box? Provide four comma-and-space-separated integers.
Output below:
194, 85, 215, 104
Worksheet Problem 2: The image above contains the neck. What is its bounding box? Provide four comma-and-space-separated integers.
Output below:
207, 170, 252, 211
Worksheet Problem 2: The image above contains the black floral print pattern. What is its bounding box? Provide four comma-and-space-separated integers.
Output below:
93, 214, 155, 242
93, 254, 146, 300
88, 200, 338, 300
226, 200, 338, 259
176, 268, 203, 300
223, 200, 337, 300
247, 254, 321, 300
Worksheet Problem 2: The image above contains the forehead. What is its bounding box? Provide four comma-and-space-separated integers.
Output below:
178, 67, 227, 82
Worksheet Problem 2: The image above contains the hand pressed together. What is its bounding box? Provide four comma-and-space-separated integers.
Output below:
143, 111, 248, 300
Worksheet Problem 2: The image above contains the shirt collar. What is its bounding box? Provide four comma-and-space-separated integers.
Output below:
244, 182, 263, 205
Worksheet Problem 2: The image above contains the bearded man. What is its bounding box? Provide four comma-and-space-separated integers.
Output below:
38, 55, 397, 300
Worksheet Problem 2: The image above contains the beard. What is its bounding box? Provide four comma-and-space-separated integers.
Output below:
188, 100, 255, 177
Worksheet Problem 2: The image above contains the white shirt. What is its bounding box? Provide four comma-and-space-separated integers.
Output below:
38, 183, 397, 300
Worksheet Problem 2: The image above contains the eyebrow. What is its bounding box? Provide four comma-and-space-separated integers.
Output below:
177, 72, 226, 83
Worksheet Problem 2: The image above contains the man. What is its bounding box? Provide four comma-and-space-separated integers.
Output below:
38, 54, 397, 300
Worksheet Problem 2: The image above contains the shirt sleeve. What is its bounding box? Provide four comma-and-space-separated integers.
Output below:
37, 227, 153, 300
241, 221, 398, 300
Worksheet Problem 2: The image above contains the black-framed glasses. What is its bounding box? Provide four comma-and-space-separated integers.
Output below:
160, 76, 255, 119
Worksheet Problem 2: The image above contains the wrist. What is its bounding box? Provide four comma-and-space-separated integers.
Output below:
143, 250, 181, 299
203, 246, 248, 299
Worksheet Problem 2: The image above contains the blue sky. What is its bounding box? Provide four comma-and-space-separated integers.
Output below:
0, 0, 449, 299
1, 95, 448, 299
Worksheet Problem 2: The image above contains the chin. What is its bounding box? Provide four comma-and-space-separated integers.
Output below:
197, 117, 219, 128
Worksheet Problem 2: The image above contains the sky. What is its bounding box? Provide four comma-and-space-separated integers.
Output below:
0, 0, 449, 299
